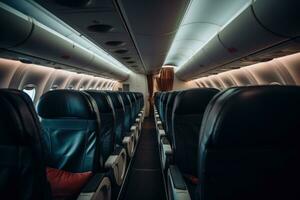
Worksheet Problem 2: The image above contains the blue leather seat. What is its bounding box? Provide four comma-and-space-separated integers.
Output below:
161, 92, 170, 127
105, 91, 135, 157
37, 90, 101, 173
127, 92, 138, 121
119, 92, 133, 131
86, 90, 128, 185
154, 92, 161, 110
164, 91, 179, 141
104, 92, 125, 147
158, 92, 166, 123
198, 86, 300, 200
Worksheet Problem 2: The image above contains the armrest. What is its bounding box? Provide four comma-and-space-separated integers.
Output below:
167, 166, 191, 200
156, 122, 164, 131
159, 129, 166, 138
160, 136, 173, 170
130, 125, 139, 141
104, 147, 127, 186
77, 173, 111, 200
122, 135, 135, 157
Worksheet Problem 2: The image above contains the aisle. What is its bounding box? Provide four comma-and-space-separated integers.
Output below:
121, 117, 166, 200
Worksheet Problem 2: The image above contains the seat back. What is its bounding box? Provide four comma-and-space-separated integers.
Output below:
127, 93, 137, 121
0, 89, 50, 199
171, 88, 219, 177
85, 91, 116, 163
105, 91, 125, 146
164, 91, 179, 139
159, 92, 166, 121
37, 90, 101, 172
199, 86, 300, 200
118, 92, 132, 132
154, 92, 161, 109
138, 92, 144, 109
161, 92, 170, 124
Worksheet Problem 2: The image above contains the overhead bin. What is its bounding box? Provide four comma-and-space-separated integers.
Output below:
218, 6, 287, 62
0, 3, 129, 81
0, 3, 33, 49
12, 19, 94, 69
176, 0, 300, 81
176, 49, 211, 80
252, 0, 300, 38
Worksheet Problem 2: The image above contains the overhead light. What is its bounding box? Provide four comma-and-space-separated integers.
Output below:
164, 0, 252, 69
2, 0, 131, 74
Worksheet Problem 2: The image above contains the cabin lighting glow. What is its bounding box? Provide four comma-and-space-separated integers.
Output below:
164, 0, 252, 69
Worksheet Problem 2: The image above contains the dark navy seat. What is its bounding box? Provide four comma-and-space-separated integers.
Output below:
158, 91, 180, 171
104, 92, 125, 147
0, 89, 51, 200
86, 90, 127, 185
37, 90, 112, 198
37, 90, 101, 172
158, 92, 166, 124
106, 91, 135, 158
127, 92, 138, 121
167, 88, 219, 200
127, 92, 140, 140
154, 92, 161, 111
198, 86, 300, 200
118, 92, 133, 131
161, 92, 170, 128
164, 91, 180, 141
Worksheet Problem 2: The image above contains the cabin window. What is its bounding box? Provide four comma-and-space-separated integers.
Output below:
23, 85, 36, 101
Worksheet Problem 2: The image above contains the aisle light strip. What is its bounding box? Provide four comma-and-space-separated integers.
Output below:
5, 0, 130, 74
165, 0, 252, 71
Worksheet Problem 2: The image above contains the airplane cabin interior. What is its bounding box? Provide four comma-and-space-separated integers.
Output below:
0, 0, 300, 200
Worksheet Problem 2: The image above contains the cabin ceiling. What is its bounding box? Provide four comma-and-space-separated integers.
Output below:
33, 0, 190, 75
164, 0, 251, 67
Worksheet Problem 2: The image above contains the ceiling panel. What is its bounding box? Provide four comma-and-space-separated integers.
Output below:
117, 0, 190, 74
34, 0, 146, 74
165, 0, 251, 67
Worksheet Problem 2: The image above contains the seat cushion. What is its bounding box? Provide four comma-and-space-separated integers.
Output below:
47, 167, 92, 198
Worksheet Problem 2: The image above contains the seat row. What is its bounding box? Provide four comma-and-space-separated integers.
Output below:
0, 89, 144, 200
154, 86, 300, 200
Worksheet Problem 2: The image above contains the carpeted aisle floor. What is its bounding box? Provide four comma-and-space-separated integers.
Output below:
121, 117, 166, 200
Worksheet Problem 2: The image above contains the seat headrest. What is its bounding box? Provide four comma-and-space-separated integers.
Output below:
85, 91, 114, 114
119, 93, 131, 106
173, 88, 219, 115
166, 91, 179, 111
128, 93, 136, 102
105, 92, 124, 109
37, 90, 97, 119
0, 89, 41, 145
200, 86, 300, 148
162, 92, 170, 104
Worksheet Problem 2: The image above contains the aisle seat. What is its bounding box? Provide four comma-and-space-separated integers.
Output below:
167, 88, 219, 200
198, 86, 300, 200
